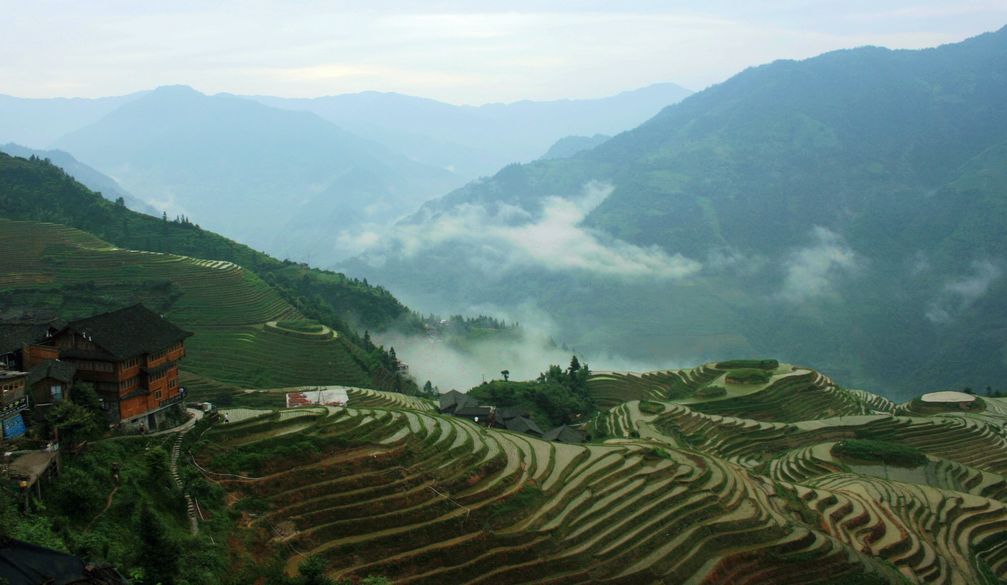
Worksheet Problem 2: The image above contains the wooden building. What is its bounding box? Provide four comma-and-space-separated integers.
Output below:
0, 320, 61, 370
26, 360, 75, 420
42, 304, 192, 430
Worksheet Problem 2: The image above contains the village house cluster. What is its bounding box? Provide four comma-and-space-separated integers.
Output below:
437, 389, 586, 443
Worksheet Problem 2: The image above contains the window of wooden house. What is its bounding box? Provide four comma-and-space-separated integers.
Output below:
51, 384, 63, 402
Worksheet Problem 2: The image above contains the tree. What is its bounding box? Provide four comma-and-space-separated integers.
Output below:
145, 446, 171, 483
115, 196, 125, 207
137, 506, 179, 585
501, 370, 510, 382
46, 401, 100, 445
298, 555, 333, 585
422, 380, 434, 395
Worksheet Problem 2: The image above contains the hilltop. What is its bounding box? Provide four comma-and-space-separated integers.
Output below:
345, 26, 1007, 400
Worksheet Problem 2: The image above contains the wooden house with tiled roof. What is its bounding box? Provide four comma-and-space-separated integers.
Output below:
42, 304, 192, 430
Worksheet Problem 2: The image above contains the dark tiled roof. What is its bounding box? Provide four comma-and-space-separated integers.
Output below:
0, 323, 52, 354
26, 360, 75, 386
438, 390, 478, 413
454, 405, 494, 418
505, 416, 543, 436
496, 406, 531, 421
59, 304, 192, 361
0, 537, 127, 585
543, 425, 586, 444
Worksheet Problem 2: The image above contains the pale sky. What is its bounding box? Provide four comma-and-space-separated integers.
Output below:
2, 1, 1004, 104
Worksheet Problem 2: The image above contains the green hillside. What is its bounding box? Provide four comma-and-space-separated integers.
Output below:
0, 218, 382, 392
0, 151, 416, 334
346, 27, 1007, 400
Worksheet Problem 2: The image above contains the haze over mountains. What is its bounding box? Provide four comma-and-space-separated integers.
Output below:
344, 26, 1007, 399
0, 82, 690, 264
251, 82, 692, 180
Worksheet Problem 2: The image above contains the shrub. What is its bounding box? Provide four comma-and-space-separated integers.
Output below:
725, 368, 772, 384
716, 359, 779, 370
638, 401, 665, 415
695, 385, 727, 398
275, 320, 324, 333
52, 467, 103, 521
831, 439, 927, 468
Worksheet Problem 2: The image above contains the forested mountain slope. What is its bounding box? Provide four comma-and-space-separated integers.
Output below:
345, 26, 1007, 400
0, 143, 156, 215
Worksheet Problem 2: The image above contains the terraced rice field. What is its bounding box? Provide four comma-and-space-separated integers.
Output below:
0, 219, 371, 390
194, 363, 1007, 584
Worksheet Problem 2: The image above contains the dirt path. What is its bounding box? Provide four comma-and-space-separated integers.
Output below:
86, 484, 120, 530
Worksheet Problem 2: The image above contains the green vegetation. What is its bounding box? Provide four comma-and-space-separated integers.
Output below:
275, 320, 325, 333
694, 384, 727, 398
1, 435, 231, 584
716, 359, 779, 370
725, 368, 773, 385
832, 439, 928, 468
468, 356, 593, 427
184, 360, 1005, 585
638, 400, 666, 415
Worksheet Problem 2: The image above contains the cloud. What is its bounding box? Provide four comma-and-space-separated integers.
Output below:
376, 301, 690, 391
925, 259, 1002, 323
777, 226, 860, 303
370, 181, 701, 280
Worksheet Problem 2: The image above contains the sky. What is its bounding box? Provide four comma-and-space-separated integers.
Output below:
2, 1, 1005, 104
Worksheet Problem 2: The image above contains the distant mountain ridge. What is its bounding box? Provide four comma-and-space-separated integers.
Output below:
51, 85, 462, 263
249, 82, 691, 180
0, 92, 143, 148
0, 82, 691, 266
344, 26, 1007, 399
539, 134, 611, 160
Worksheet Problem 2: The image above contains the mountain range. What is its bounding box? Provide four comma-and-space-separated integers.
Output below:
343, 26, 1007, 399
251, 82, 691, 180
0, 83, 690, 265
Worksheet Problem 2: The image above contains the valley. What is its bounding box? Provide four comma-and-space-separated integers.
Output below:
1, 11, 1006, 585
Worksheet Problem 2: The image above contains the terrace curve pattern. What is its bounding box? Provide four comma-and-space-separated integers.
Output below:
194, 364, 1007, 584
0, 219, 373, 391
